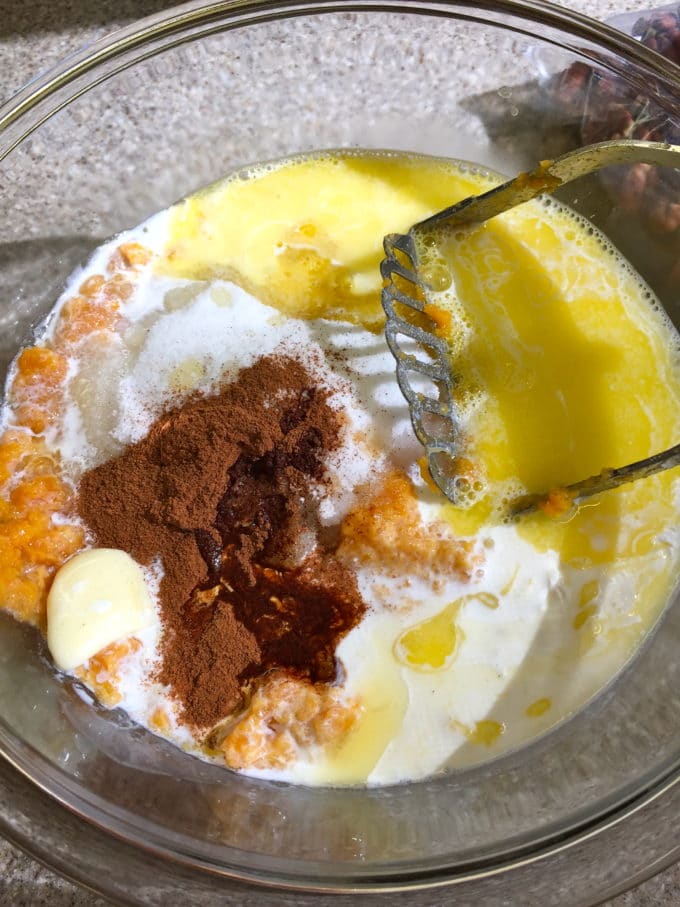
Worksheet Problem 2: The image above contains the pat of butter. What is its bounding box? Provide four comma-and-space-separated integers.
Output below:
47, 548, 154, 671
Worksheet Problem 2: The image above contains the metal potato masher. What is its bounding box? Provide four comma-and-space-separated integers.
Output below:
380, 139, 680, 516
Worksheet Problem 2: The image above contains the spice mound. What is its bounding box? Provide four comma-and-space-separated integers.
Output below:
78, 354, 366, 731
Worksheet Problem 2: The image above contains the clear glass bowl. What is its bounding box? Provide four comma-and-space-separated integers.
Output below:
2, 1, 680, 902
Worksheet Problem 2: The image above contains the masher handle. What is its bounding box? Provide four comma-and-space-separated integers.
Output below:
415, 139, 680, 233
512, 442, 680, 516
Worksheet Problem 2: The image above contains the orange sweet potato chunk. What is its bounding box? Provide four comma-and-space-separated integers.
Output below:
53, 295, 121, 346
11, 348, 68, 434
79, 274, 106, 297
117, 242, 153, 268
539, 486, 576, 518
75, 638, 142, 706
423, 301, 453, 335
0, 431, 84, 629
339, 470, 478, 579
219, 672, 358, 770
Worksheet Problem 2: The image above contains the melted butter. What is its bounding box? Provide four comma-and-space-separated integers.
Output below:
434, 198, 680, 575
318, 617, 409, 785
395, 593, 499, 672
471, 719, 505, 746
395, 600, 464, 671
451, 717, 505, 746
501, 565, 520, 596
579, 579, 600, 607
159, 153, 491, 333
573, 605, 597, 630
526, 698, 552, 718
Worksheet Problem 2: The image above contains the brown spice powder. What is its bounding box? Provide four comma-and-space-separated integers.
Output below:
78, 355, 366, 730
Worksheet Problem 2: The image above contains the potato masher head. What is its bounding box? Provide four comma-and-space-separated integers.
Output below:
380, 139, 680, 517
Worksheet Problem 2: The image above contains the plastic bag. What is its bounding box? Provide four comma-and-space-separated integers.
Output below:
553, 5, 680, 235
465, 6, 680, 291
609, 3, 680, 60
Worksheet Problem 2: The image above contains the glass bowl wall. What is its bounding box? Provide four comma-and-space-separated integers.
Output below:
1, 0, 680, 898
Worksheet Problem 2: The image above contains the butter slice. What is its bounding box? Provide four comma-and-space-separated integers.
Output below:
47, 548, 154, 671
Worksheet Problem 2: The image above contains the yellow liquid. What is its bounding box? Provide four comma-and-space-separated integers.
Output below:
159, 151, 680, 781
428, 198, 680, 574
394, 593, 499, 672
160, 153, 500, 331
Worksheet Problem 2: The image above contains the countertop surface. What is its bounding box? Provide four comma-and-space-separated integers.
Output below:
1, 0, 680, 904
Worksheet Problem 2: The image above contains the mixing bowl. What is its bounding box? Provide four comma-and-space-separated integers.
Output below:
2, 1, 680, 902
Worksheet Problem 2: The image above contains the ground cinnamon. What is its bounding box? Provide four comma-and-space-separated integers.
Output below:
78, 355, 366, 730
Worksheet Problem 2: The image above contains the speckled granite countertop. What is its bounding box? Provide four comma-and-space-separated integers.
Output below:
1, 1, 680, 904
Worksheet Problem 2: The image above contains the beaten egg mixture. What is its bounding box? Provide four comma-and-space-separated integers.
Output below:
1, 151, 679, 786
